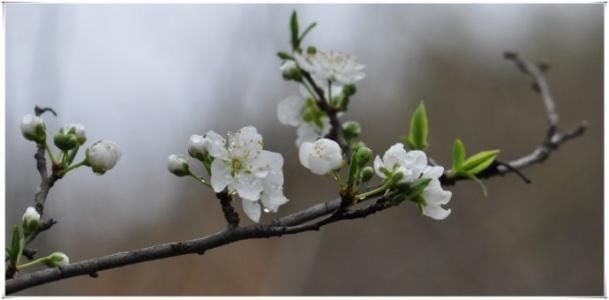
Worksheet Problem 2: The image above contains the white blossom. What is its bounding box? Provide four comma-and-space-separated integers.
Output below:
295, 50, 365, 85
46, 252, 69, 267
22, 207, 41, 233
167, 154, 190, 176
209, 126, 288, 222
20, 114, 45, 142
299, 138, 343, 175
86, 141, 121, 174
188, 131, 227, 159
373, 143, 427, 183
374, 143, 452, 220
277, 86, 332, 146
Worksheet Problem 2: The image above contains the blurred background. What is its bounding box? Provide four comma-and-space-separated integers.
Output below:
5, 4, 603, 296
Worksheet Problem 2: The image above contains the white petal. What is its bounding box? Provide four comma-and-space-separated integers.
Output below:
250, 150, 284, 179
277, 96, 304, 127
422, 166, 444, 180
424, 181, 452, 205
373, 155, 386, 178
299, 142, 314, 169
210, 158, 232, 193
307, 156, 334, 175
205, 131, 228, 158
228, 126, 263, 160
404, 150, 428, 172
234, 171, 263, 201
423, 205, 451, 220
242, 200, 262, 223
317, 139, 343, 170
382, 143, 408, 170
296, 123, 320, 146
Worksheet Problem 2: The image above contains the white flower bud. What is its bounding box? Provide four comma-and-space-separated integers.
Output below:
167, 154, 190, 177
45, 252, 69, 267
188, 131, 227, 159
85, 141, 121, 174
61, 124, 87, 145
20, 114, 46, 142
299, 138, 343, 175
22, 206, 41, 236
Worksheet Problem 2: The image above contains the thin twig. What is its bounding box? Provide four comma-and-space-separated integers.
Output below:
441, 52, 587, 186
215, 191, 240, 228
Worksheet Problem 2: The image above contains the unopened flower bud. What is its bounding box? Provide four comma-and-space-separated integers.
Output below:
343, 84, 357, 97
54, 132, 79, 151
167, 154, 190, 177
20, 114, 46, 143
360, 166, 374, 183
45, 252, 69, 267
62, 124, 87, 145
343, 121, 361, 141
85, 141, 121, 175
355, 146, 373, 166
280, 61, 302, 81
306, 46, 317, 55
22, 207, 41, 236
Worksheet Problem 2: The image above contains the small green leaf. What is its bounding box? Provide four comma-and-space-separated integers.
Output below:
290, 11, 299, 50
277, 51, 294, 60
9, 224, 21, 263
466, 173, 489, 197
461, 150, 500, 175
299, 22, 317, 45
406, 102, 429, 150
452, 139, 466, 170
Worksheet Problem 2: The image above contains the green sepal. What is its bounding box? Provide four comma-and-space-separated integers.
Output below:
390, 178, 432, 205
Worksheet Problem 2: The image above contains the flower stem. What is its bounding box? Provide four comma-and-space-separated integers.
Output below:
189, 173, 211, 188
44, 141, 59, 165
59, 160, 87, 176
356, 182, 391, 201
17, 257, 48, 270
331, 170, 345, 191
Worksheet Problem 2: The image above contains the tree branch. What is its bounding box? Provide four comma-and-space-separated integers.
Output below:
5, 53, 588, 294
440, 52, 587, 186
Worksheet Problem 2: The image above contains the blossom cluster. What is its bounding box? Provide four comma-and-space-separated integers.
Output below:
20, 114, 121, 175
168, 126, 288, 223
277, 50, 364, 146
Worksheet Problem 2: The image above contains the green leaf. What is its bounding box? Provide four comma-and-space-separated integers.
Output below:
9, 224, 21, 263
465, 173, 489, 197
461, 150, 500, 175
290, 11, 299, 50
406, 102, 429, 150
299, 22, 317, 45
277, 51, 294, 60
452, 139, 466, 170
